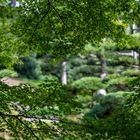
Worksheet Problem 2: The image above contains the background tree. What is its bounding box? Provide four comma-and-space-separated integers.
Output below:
0, 0, 140, 139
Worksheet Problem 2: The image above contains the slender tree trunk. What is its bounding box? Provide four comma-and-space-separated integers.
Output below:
130, 24, 139, 60
60, 61, 67, 85
96, 53, 107, 78
138, 51, 140, 67
101, 58, 107, 74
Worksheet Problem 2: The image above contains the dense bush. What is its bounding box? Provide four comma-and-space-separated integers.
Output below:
86, 91, 132, 119
0, 69, 18, 78
71, 77, 105, 95
121, 69, 140, 76
107, 54, 137, 66
68, 65, 101, 82
105, 74, 134, 92
82, 84, 140, 140
70, 57, 87, 67
14, 56, 43, 80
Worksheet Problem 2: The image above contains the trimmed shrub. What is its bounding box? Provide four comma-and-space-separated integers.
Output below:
105, 74, 134, 92
71, 77, 105, 95
86, 91, 133, 119
0, 69, 18, 78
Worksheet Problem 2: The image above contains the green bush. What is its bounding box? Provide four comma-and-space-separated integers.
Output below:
105, 74, 134, 92
121, 69, 140, 77
70, 57, 87, 67
0, 69, 18, 78
44, 74, 59, 82
83, 88, 140, 140
86, 91, 133, 119
68, 65, 101, 82
14, 56, 43, 80
107, 55, 137, 66
71, 77, 105, 94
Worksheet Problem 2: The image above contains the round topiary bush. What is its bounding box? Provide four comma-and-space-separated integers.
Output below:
71, 77, 105, 95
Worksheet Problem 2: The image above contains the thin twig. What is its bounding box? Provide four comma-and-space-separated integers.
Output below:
0, 112, 39, 140
16, 117, 40, 140
51, 4, 65, 26
0, 115, 20, 137
29, 0, 52, 43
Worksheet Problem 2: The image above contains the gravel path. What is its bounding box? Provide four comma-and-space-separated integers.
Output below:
0, 77, 24, 86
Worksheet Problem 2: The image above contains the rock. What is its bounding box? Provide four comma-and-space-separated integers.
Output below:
97, 89, 107, 96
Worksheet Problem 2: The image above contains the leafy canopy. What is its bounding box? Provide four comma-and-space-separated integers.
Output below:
1, 0, 140, 60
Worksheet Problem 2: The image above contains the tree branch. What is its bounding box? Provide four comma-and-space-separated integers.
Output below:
0, 112, 39, 140
29, 0, 52, 43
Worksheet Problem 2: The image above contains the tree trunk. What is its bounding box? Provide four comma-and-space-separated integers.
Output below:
138, 51, 140, 67
96, 53, 107, 78
130, 24, 138, 60
60, 61, 67, 85
101, 58, 107, 74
